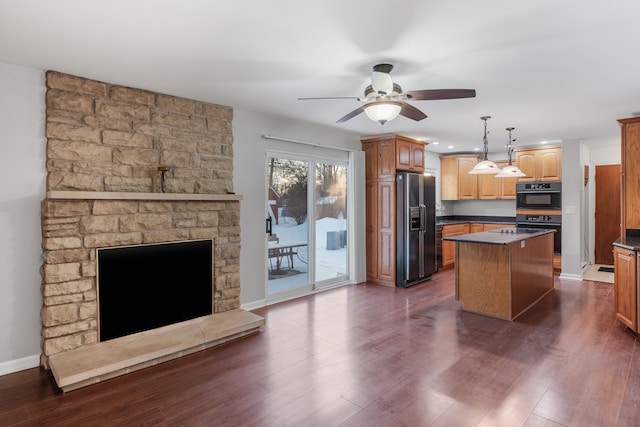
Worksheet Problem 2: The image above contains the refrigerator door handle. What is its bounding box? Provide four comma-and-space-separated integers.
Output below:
420, 204, 427, 232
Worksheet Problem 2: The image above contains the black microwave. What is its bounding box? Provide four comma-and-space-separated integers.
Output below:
516, 182, 561, 210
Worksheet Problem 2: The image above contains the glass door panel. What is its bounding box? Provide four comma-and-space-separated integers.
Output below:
266, 157, 310, 296
314, 162, 348, 286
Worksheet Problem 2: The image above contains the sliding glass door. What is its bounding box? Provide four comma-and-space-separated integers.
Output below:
266, 153, 349, 299
314, 162, 348, 285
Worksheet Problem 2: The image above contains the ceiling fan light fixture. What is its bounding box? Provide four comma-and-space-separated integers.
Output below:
371, 63, 394, 95
364, 101, 402, 124
371, 70, 393, 95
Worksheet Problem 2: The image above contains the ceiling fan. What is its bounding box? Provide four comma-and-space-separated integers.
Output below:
299, 63, 476, 124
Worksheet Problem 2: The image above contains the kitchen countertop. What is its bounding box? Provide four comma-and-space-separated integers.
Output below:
436, 216, 516, 227
613, 236, 640, 251
443, 228, 556, 245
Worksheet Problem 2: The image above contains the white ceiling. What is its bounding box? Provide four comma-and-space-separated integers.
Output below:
0, 0, 638, 154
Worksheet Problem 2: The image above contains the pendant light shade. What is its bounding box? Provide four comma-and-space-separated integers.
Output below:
469, 160, 501, 174
364, 101, 402, 124
469, 116, 499, 174
495, 127, 525, 178
495, 164, 526, 177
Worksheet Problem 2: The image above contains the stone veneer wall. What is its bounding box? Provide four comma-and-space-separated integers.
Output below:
40, 72, 240, 366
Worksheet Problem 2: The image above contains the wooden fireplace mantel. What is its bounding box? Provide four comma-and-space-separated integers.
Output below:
46, 191, 243, 202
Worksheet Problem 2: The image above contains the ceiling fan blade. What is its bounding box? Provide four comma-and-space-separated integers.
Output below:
336, 106, 365, 123
298, 96, 361, 101
399, 103, 427, 121
406, 89, 476, 101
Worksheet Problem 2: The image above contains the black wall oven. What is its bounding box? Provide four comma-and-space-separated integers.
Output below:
516, 182, 562, 210
516, 182, 561, 254
516, 212, 562, 254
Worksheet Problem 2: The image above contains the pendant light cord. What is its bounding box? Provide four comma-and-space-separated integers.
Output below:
480, 116, 491, 161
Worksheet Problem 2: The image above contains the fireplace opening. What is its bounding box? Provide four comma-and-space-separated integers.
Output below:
97, 239, 213, 342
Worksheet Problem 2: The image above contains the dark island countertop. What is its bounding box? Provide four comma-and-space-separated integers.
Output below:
443, 228, 556, 245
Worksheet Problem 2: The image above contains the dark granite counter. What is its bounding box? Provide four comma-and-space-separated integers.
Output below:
436, 215, 516, 227
443, 228, 555, 245
613, 236, 640, 251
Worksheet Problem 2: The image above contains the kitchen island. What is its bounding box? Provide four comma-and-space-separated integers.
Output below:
444, 228, 555, 320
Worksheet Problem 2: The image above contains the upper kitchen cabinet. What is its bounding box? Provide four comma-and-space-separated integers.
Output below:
515, 147, 562, 182
440, 155, 479, 200
498, 160, 518, 199
395, 136, 425, 173
362, 135, 396, 179
477, 160, 518, 199
362, 134, 426, 177
619, 117, 640, 232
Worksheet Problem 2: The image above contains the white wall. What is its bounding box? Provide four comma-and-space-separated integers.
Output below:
559, 140, 586, 279
232, 109, 364, 308
0, 62, 46, 374
589, 143, 620, 165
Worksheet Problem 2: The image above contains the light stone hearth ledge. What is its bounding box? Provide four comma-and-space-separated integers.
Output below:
48, 309, 264, 392
46, 191, 243, 201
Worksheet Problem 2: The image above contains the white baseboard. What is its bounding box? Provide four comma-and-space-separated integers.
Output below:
241, 300, 266, 311
0, 354, 40, 376
559, 273, 583, 281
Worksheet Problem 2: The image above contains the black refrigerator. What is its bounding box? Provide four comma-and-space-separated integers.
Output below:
396, 172, 436, 287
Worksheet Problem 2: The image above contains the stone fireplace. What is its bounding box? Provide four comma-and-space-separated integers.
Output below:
40, 72, 262, 391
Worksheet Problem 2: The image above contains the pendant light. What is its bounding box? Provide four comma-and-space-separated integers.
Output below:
495, 127, 526, 178
469, 116, 500, 174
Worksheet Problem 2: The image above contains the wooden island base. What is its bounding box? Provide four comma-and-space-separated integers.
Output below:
453, 231, 554, 320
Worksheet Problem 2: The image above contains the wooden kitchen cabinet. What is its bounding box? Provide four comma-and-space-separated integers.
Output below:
477, 170, 500, 199
440, 155, 479, 200
619, 117, 640, 232
469, 223, 484, 233
483, 223, 515, 231
613, 246, 637, 331
395, 136, 425, 172
613, 117, 640, 333
515, 147, 562, 182
362, 136, 396, 179
442, 223, 470, 267
439, 222, 514, 269
361, 135, 427, 286
473, 160, 519, 200
497, 160, 518, 199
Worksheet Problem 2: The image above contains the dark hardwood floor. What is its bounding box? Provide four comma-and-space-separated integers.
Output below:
1, 269, 639, 426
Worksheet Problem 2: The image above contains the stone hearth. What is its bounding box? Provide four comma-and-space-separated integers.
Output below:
49, 308, 264, 392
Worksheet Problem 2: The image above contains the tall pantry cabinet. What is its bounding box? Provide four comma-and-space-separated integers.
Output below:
361, 135, 426, 286
614, 117, 640, 333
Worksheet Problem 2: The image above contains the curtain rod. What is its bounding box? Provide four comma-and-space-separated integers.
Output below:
261, 134, 356, 153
